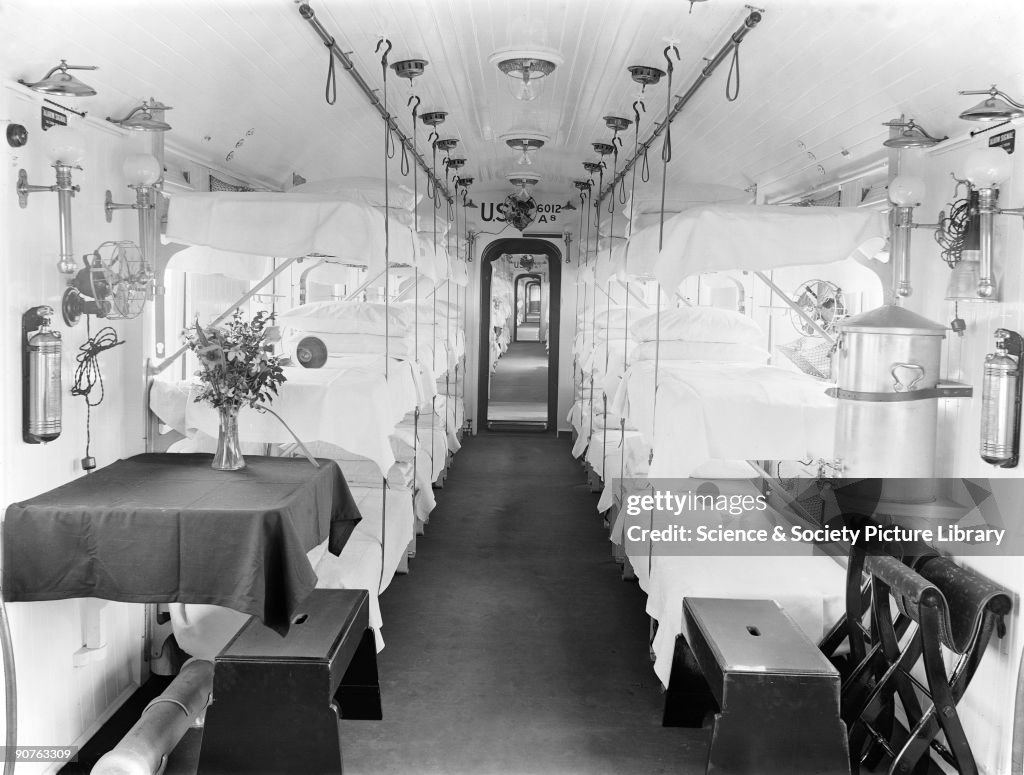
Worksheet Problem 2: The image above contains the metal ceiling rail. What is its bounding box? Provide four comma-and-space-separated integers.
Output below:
596, 8, 763, 204
298, 3, 454, 203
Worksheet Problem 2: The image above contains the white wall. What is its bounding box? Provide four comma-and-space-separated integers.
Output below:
2, 84, 148, 769
891, 126, 1024, 775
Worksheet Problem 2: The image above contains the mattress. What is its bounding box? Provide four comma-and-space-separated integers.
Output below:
613, 360, 836, 477
150, 361, 424, 473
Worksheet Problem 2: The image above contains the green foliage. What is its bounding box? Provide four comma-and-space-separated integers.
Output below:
183, 309, 286, 410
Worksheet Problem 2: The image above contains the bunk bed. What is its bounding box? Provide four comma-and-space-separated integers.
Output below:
147, 186, 468, 655
575, 202, 888, 686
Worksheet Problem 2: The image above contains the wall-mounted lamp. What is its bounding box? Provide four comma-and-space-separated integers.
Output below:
882, 116, 946, 149
105, 154, 161, 278
959, 147, 1024, 299
421, 111, 447, 127
435, 138, 458, 153
17, 126, 86, 274
489, 49, 562, 101
19, 60, 98, 97
888, 175, 944, 299
958, 85, 1024, 122
106, 99, 173, 132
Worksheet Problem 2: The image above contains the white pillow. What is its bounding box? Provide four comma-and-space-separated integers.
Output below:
631, 340, 770, 364
279, 301, 413, 336
630, 307, 763, 345
596, 307, 657, 331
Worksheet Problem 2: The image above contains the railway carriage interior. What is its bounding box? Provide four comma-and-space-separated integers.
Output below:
2, 0, 1024, 773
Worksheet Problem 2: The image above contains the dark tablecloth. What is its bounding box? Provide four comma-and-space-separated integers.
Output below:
2, 454, 362, 634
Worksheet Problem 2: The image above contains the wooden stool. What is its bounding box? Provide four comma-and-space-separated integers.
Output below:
670, 597, 849, 775
198, 589, 381, 774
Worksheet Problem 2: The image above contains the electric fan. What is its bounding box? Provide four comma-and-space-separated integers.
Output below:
789, 279, 846, 337
62, 240, 153, 326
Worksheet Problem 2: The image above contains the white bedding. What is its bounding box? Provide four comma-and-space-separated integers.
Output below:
150, 362, 423, 473
612, 361, 836, 477
651, 204, 887, 292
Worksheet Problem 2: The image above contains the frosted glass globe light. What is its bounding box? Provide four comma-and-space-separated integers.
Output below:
963, 148, 1013, 188
122, 153, 162, 186
45, 125, 86, 166
887, 175, 926, 206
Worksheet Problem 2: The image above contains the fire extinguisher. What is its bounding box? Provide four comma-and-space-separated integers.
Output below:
22, 306, 62, 444
980, 328, 1023, 468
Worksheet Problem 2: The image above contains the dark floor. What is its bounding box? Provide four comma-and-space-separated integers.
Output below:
489, 341, 548, 422
81, 433, 709, 774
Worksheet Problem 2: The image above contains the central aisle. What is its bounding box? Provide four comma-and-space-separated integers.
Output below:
488, 341, 548, 422
341, 432, 707, 774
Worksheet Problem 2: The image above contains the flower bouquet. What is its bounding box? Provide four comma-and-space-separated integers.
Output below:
183, 310, 286, 470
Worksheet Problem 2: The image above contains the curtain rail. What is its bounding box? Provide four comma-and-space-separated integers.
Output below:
298, 3, 454, 204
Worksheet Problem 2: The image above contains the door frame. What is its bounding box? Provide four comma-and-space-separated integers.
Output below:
478, 239, 561, 430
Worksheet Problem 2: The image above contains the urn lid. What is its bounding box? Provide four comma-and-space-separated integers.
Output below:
837, 304, 947, 337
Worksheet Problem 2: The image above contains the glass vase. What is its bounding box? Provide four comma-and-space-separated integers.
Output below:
212, 404, 245, 471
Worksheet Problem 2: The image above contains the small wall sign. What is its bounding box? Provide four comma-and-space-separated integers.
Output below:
988, 129, 1015, 154
41, 106, 67, 131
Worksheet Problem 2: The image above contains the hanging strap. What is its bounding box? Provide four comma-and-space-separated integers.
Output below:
324, 38, 337, 105
726, 44, 742, 102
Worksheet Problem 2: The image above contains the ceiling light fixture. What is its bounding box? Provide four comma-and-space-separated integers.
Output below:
107, 99, 173, 132
391, 58, 428, 83
582, 161, 603, 176
19, 60, 98, 97
882, 116, 945, 149
628, 65, 666, 92
435, 138, 459, 153
604, 115, 632, 134
592, 142, 615, 157
958, 85, 1024, 122
489, 48, 563, 101
421, 111, 447, 127
502, 133, 547, 166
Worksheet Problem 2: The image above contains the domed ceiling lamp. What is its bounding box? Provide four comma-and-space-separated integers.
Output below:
604, 115, 632, 135
489, 48, 563, 101
20, 60, 98, 97
582, 161, 604, 176
628, 65, 665, 93
958, 85, 1024, 122
592, 142, 616, 158
882, 116, 945, 149
421, 111, 447, 127
107, 99, 173, 132
507, 172, 541, 201
391, 58, 428, 84
502, 133, 547, 165
435, 138, 459, 153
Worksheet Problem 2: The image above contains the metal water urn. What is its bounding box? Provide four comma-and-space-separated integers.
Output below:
830, 305, 954, 478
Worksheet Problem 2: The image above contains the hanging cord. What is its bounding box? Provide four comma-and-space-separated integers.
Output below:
71, 323, 125, 471
375, 36, 393, 596
660, 45, 680, 249
935, 194, 972, 268
725, 43, 741, 102
324, 37, 337, 105
588, 164, 604, 445
426, 131, 438, 201
641, 145, 651, 184
409, 96, 421, 500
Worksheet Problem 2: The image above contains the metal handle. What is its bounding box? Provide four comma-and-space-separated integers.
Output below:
891, 362, 925, 392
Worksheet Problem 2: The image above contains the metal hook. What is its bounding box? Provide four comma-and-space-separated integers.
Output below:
375, 38, 393, 67
663, 44, 680, 74
633, 100, 646, 125
408, 94, 421, 116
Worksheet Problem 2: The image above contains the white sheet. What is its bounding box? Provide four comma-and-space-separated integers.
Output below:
166, 191, 384, 260
151, 363, 421, 473
652, 204, 887, 292
613, 361, 836, 477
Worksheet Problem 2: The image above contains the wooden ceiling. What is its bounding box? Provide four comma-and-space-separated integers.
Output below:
4, 0, 1022, 202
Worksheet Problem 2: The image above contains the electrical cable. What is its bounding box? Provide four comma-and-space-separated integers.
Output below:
70, 322, 124, 471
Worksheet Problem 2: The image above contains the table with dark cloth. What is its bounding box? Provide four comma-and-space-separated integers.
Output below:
2, 454, 362, 634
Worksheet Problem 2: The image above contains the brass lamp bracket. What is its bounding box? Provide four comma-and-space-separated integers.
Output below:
104, 189, 154, 223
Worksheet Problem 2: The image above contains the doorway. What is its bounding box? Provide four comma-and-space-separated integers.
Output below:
478, 238, 561, 431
